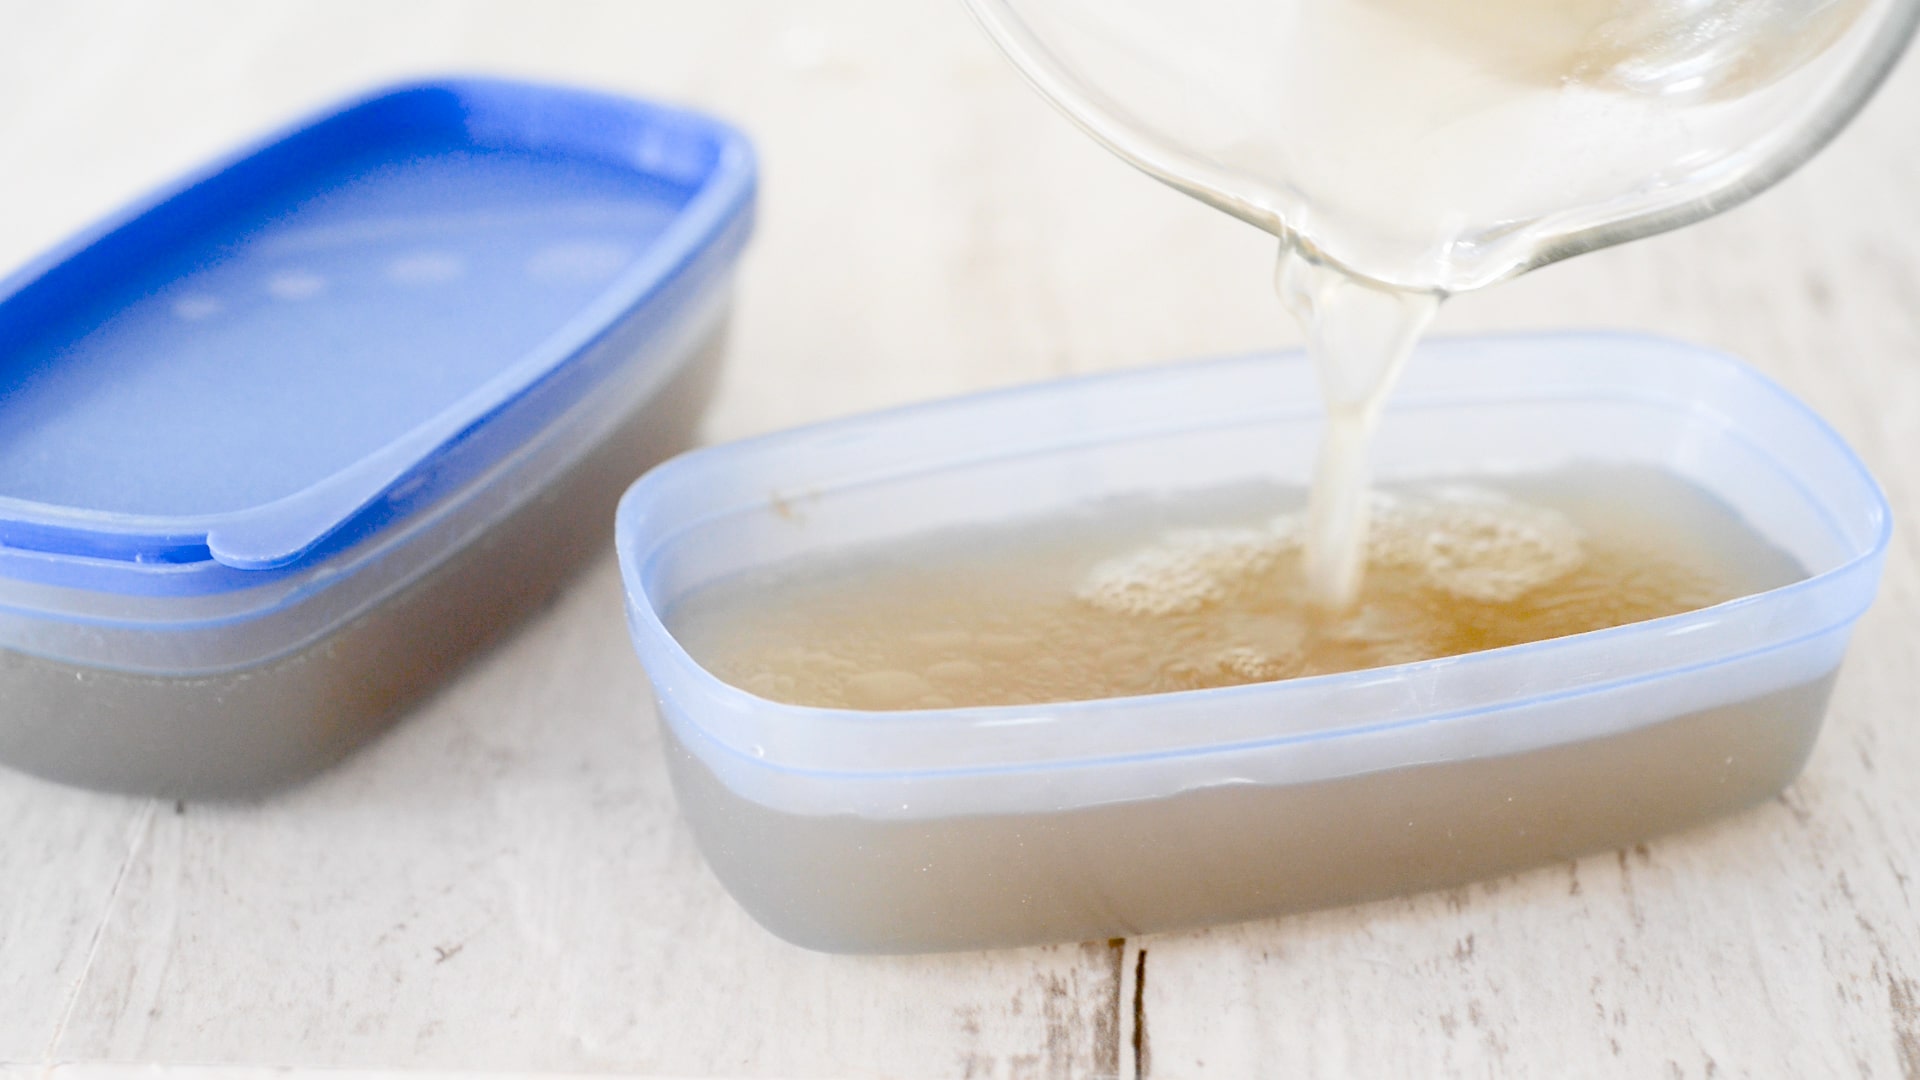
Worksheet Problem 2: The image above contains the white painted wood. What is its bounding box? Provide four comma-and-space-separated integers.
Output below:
0, 2, 1915, 1076
0, 788, 150, 1057
32, 558, 1131, 1076
0, 1060, 710, 1068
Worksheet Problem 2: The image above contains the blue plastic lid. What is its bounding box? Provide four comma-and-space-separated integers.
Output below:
0, 78, 753, 591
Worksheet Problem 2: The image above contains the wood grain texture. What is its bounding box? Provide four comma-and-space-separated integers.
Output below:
0, 788, 149, 1057
0, 1, 1915, 1076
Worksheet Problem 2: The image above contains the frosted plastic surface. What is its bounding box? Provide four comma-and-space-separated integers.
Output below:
0, 153, 678, 516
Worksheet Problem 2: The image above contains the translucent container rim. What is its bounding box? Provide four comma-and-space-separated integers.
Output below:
616, 331, 1891, 779
660, 603, 1869, 784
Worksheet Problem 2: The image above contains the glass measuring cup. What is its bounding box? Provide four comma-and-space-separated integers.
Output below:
964, 0, 1919, 293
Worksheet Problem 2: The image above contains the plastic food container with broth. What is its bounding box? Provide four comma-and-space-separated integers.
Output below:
0, 79, 755, 796
617, 333, 1889, 954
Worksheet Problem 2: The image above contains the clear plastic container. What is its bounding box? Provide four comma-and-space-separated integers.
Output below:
0, 79, 755, 796
617, 333, 1890, 954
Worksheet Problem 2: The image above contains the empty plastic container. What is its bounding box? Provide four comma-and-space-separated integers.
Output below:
617, 333, 1889, 954
0, 79, 755, 796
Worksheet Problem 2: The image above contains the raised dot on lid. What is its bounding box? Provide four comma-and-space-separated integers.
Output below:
266, 270, 326, 300
524, 241, 631, 283
384, 251, 465, 285
171, 295, 223, 321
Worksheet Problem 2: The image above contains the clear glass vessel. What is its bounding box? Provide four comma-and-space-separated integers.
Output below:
964, 0, 1920, 292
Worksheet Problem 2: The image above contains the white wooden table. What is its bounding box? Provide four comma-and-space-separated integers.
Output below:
2, 3, 1917, 1076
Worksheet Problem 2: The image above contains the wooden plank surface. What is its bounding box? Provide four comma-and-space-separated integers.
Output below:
0, 2, 1916, 1076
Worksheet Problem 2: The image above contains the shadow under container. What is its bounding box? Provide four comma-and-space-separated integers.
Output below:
618, 334, 1890, 954
0, 79, 755, 797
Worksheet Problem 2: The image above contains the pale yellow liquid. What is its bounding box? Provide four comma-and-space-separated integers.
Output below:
663, 464, 1820, 953
670, 465, 1803, 711
1358, 0, 1868, 100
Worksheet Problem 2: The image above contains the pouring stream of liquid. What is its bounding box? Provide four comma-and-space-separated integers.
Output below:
1276, 246, 1440, 609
